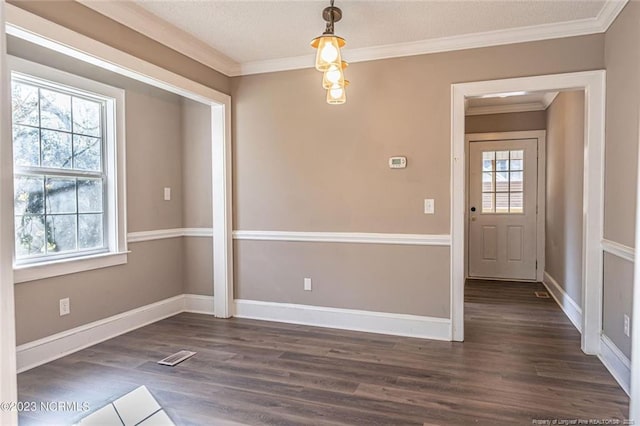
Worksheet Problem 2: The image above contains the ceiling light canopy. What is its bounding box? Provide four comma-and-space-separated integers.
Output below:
311, 0, 348, 105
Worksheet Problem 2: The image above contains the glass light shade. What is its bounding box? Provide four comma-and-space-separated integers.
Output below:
322, 62, 348, 89
311, 35, 345, 71
326, 84, 347, 105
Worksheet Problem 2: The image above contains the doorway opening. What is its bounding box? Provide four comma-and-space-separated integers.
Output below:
451, 71, 606, 356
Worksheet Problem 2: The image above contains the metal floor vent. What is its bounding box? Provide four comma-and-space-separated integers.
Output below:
158, 350, 196, 367
535, 291, 550, 299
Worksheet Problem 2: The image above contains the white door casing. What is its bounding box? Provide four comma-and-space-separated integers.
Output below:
452, 71, 605, 358
0, 2, 19, 424
468, 138, 538, 281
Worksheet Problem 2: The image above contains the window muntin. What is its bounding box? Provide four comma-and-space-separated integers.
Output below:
12, 75, 108, 263
481, 150, 524, 214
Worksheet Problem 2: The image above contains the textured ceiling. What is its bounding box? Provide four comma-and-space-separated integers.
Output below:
134, 0, 608, 64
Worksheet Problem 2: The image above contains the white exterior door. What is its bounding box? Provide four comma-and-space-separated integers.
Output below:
468, 138, 538, 281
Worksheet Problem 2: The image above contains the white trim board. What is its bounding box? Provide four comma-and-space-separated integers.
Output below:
629, 101, 640, 419
466, 102, 547, 116
465, 93, 559, 116
598, 334, 631, 396
451, 70, 606, 355
0, 2, 19, 424
16, 295, 185, 373
17, 294, 452, 373
76, 0, 626, 77
542, 272, 583, 333
128, 228, 213, 243
602, 239, 635, 263
184, 294, 215, 315
233, 230, 451, 246
234, 299, 451, 341
126, 228, 451, 246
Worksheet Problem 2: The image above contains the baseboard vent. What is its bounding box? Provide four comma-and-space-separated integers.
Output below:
158, 350, 196, 366
535, 291, 550, 299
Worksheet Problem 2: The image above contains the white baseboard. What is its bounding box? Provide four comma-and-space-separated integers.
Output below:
16, 295, 185, 373
598, 334, 631, 396
234, 299, 451, 340
17, 294, 451, 373
542, 271, 583, 333
183, 294, 215, 315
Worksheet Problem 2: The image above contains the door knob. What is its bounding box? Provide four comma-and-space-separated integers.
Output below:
470, 207, 476, 212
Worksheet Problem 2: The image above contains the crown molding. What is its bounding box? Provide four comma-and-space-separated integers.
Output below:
597, 0, 629, 31
77, 0, 627, 77
76, 0, 240, 77
238, 0, 628, 76
542, 92, 560, 109
466, 91, 559, 116
466, 102, 546, 116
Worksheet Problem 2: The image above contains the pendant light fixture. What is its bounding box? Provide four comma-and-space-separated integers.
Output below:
311, 0, 348, 105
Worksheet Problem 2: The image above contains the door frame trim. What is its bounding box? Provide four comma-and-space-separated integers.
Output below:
465, 130, 546, 282
451, 71, 606, 356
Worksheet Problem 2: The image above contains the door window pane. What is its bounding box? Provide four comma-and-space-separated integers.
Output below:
496, 193, 509, 213
482, 193, 494, 213
510, 192, 524, 213
482, 172, 494, 192
479, 149, 526, 214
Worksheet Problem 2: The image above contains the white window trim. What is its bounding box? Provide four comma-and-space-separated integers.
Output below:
9, 55, 128, 283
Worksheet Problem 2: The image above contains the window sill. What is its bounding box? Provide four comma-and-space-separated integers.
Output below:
13, 251, 129, 284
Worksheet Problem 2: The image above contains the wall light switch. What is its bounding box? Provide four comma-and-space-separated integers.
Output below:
424, 199, 435, 214
164, 187, 171, 201
304, 278, 312, 291
59, 298, 70, 316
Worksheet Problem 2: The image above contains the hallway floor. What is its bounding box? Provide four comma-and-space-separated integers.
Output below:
18, 280, 628, 425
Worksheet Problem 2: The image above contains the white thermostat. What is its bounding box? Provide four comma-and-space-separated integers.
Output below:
389, 156, 407, 169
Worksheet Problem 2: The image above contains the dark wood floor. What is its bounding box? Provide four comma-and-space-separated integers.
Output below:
18, 280, 628, 425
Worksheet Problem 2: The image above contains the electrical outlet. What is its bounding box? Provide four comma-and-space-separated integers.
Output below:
59, 298, 70, 316
424, 199, 435, 214
624, 314, 630, 337
164, 187, 171, 201
304, 278, 312, 291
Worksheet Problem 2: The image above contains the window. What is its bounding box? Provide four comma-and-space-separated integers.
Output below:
13, 76, 107, 261
10, 57, 127, 282
481, 150, 524, 214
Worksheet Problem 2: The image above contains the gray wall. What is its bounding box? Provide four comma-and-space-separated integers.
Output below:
9, 0, 638, 360
9, 38, 187, 345
230, 34, 604, 317
181, 99, 214, 296
465, 111, 547, 134
602, 1, 639, 359
545, 91, 585, 306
